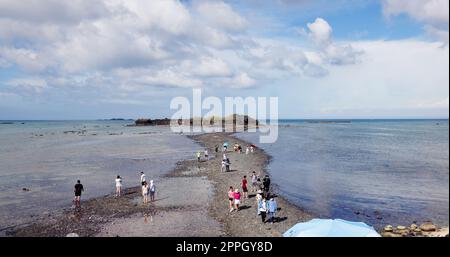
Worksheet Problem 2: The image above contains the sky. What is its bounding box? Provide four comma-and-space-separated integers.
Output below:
0, 0, 448, 120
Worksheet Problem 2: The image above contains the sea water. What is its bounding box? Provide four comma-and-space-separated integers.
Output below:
236, 119, 449, 228
0, 120, 199, 232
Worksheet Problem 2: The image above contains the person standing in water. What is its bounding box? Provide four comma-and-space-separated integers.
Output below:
115, 175, 122, 197
74, 180, 84, 207
142, 181, 149, 204
149, 180, 156, 202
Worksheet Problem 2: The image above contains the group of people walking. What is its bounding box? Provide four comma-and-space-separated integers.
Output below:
226, 170, 278, 224
73, 171, 157, 207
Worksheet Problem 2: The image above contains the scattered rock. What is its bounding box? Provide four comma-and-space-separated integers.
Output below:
66, 233, 79, 237
22, 187, 30, 192
384, 225, 393, 232
413, 228, 422, 233
410, 224, 418, 230
381, 232, 402, 237
397, 225, 407, 230
420, 222, 437, 232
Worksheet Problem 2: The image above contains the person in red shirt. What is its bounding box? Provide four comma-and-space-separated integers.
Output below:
242, 176, 248, 199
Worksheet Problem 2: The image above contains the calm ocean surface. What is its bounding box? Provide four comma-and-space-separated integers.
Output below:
0, 120, 199, 232
0, 119, 448, 232
236, 119, 449, 228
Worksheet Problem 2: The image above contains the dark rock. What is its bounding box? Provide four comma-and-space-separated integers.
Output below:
135, 118, 171, 126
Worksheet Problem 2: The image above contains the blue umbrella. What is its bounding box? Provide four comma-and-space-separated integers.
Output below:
283, 219, 381, 237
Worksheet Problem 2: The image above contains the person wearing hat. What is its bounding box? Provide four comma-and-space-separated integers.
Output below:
233, 189, 241, 211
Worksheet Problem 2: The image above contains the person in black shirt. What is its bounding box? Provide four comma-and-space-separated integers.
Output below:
263, 175, 271, 198
74, 180, 84, 207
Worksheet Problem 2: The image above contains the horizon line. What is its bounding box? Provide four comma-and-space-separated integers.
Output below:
1, 117, 449, 121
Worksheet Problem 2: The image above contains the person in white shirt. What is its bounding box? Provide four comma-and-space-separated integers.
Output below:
115, 175, 122, 197
149, 180, 156, 202
140, 171, 146, 186
221, 160, 227, 172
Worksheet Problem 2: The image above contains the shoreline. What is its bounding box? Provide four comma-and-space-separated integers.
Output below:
9, 132, 312, 237
8, 132, 448, 237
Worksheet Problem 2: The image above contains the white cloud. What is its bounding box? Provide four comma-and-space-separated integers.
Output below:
1, 1, 358, 99
382, 0, 449, 44
306, 18, 332, 47
5, 78, 48, 94
230, 72, 257, 88
182, 57, 233, 77
126, 69, 203, 88
0, 0, 108, 24
286, 40, 449, 118
195, 1, 248, 32
99, 99, 148, 106
1, 0, 446, 119
302, 18, 363, 65
382, 0, 448, 25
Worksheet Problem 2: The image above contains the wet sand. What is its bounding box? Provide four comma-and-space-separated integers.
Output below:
9, 132, 447, 237
10, 132, 311, 237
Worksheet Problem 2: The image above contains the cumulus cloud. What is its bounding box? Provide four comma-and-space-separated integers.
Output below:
0, 0, 108, 25
194, 0, 248, 32
1, 0, 358, 102
306, 18, 333, 47
382, 0, 449, 44
301, 18, 363, 65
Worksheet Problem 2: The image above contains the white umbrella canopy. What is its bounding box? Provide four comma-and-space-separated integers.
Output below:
283, 219, 381, 237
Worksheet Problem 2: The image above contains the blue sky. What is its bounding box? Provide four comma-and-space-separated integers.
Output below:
0, 0, 448, 120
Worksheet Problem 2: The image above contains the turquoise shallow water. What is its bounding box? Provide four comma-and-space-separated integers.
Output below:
237, 119, 449, 228
0, 120, 199, 231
